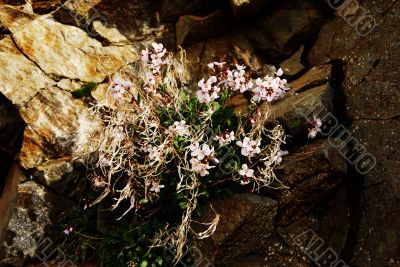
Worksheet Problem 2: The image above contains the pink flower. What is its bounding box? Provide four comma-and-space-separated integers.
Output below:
239, 164, 254, 177
190, 158, 215, 176
308, 116, 322, 138
214, 131, 235, 146
150, 180, 165, 193
165, 120, 189, 136
63, 225, 74, 235
236, 137, 261, 157
190, 143, 214, 160
271, 150, 288, 164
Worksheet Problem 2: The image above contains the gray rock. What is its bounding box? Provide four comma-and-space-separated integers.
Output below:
0, 181, 70, 266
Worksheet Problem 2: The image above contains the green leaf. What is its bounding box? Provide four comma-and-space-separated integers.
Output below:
72, 82, 97, 98
140, 260, 148, 267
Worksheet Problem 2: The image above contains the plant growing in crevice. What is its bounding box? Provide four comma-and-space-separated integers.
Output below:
74, 43, 290, 264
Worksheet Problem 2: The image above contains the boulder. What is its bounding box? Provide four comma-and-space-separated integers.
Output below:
194, 193, 277, 266
0, 181, 70, 266
159, 0, 222, 22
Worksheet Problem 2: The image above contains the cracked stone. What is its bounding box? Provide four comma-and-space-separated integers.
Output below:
0, 36, 56, 107
19, 87, 102, 169
12, 16, 137, 82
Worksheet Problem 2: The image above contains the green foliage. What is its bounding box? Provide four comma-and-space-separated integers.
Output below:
72, 82, 98, 98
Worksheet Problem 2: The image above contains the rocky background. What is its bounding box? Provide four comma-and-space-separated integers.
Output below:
0, 0, 399, 266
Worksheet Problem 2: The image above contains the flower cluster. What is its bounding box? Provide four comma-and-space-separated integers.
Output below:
197, 76, 220, 103
165, 120, 189, 136
141, 143, 161, 162
308, 116, 322, 138
108, 78, 133, 100
214, 131, 235, 146
226, 65, 254, 93
189, 142, 218, 176
236, 137, 261, 157
251, 69, 288, 103
140, 43, 168, 94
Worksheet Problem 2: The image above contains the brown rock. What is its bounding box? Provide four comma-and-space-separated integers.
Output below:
256, 1, 323, 54
0, 164, 21, 246
265, 83, 334, 138
289, 64, 332, 93
159, 0, 222, 22
230, 0, 277, 18
176, 10, 231, 46
280, 46, 305, 76
0, 181, 70, 266
195, 193, 277, 266
274, 139, 347, 225
52, 0, 102, 28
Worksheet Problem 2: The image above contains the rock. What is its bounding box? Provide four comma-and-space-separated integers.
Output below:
52, 0, 102, 29
201, 33, 264, 74
273, 139, 347, 225
0, 93, 24, 156
265, 83, 334, 138
31, 0, 62, 14
0, 36, 55, 107
92, 20, 129, 44
176, 10, 231, 46
246, 0, 324, 59
19, 87, 102, 169
159, 0, 222, 22
348, 119, 400, 266
195, 193, 277, 266
289, 64, 332, 93
12, 16, 137, 82
0, 164, 21, 246
0, 181, 70, 266
0, 4, 37, 33
32, 158, 86, 199
230, 0, 276, 18
280, 46, 305, 76
56, 78, 84, 92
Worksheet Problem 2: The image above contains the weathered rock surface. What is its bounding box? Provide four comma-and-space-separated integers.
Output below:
305, 1, 400, 265
52, 0, 102, 29
0, 37, 56, 107
265, 83, 334, 138
280, 46, 305, 76
246, 0, 325, 60
195, 193, 277, 266
19, 87, 102, 169
0, 4, 37, 33
289, 64, 332, 93
176, 10, 231, 46
159, 0, 222, 22
273, 139, 347, 225
12, 17, 137, 82
0, 164, 21, 246
0, 181, 70, 266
